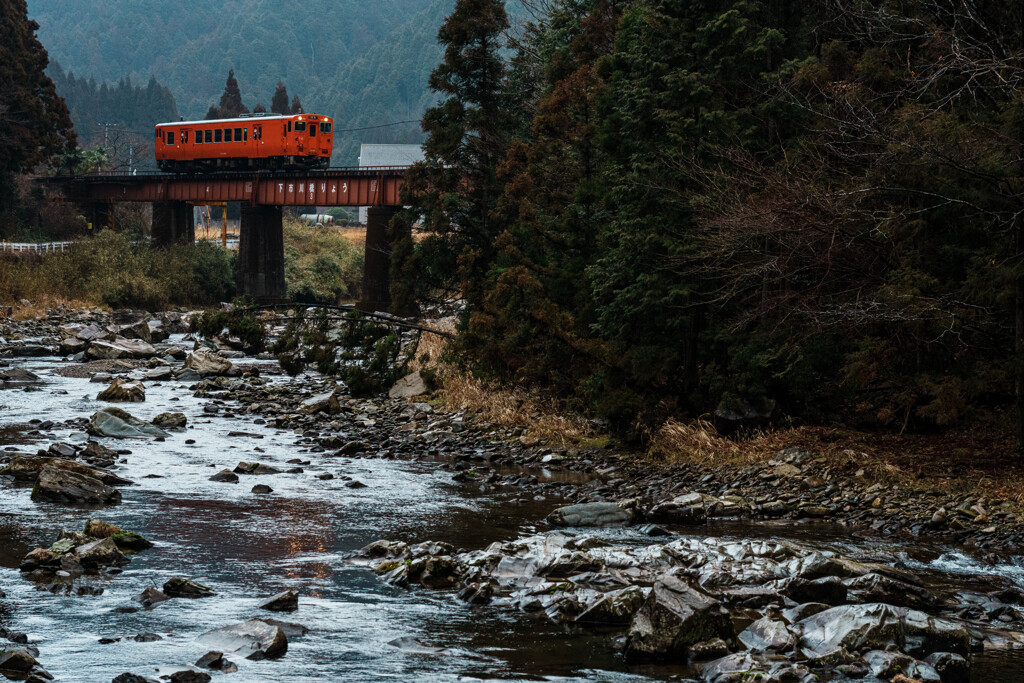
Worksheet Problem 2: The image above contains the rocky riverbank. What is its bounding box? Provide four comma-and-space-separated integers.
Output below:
1, 304, 1023, 682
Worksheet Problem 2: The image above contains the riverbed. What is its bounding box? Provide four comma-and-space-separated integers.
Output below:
1, 341, 1024, 682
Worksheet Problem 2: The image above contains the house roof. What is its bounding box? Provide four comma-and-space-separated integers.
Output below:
358, 144, 424, 167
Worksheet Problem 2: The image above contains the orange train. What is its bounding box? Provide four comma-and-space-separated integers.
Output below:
154, 113, 333, 172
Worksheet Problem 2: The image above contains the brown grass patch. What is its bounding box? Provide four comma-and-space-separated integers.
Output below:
408, 317, 596, 446
649, 417, 1024, 506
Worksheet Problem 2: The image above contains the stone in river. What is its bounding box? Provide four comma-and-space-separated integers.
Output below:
922, 652, 969, 683
87, 408, 168, 439
0, 649, 37, 675
209, 469, 239, 483
152, 412, 187, 429
625, 573, 733, 659
575, 586, 646, 625
547, 501, 634, 527
31, 465, 122, 505
252, 484, 273, 494
198, 619, 287, 660
233, 462, 281, 475
111, 674, 150, 683
195, 651, 225, 669
86, 337, 157, 360
168, 671, 212, 683
75, 537, 128, 568
184, 347, 236, 377
135, 586, 170, 608
786, 576, 848, 606
737, 616, 796, 652
344, 480, 367, 489
259, 590, 299, 612
647, 492, 708, 525
96, 377, 145, 402
797, 603, 970, 659
1, 456, 131, 486
163, 577, 215, 599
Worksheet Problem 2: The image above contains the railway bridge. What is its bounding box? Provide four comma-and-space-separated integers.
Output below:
37, 167, 408, 311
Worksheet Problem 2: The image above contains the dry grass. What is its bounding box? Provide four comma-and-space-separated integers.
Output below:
1, 297, 104, 320
649, 416, 1024, 506
335, 226, 366, 250
408, 317, 597, 446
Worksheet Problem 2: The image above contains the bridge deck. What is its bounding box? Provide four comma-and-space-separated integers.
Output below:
36, 166, 409, 207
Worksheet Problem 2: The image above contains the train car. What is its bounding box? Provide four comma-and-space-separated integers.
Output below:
154, 113, 333, 172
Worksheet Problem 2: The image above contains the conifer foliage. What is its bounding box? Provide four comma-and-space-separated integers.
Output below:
395, 0, 510, 311
0, 0, 75, 207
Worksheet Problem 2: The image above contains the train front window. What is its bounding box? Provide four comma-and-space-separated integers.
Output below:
294, 121, 306, 132
320, 122, 331, 133
205, 130, 212, 143
166, 132, 174, 145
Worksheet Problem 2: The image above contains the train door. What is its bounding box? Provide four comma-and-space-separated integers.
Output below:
164, 129, 177, 159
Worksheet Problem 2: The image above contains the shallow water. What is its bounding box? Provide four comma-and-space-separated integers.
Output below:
0, 350, 1021, 681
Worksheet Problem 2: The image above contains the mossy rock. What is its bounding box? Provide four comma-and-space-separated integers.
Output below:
374, 560, 402, 575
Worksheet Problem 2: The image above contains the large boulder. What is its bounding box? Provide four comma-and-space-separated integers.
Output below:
389, 371, 428, 399
0, 649, 38, 675
97, 376, 145, 402
184, 347, 236, 377
259, 590, 299, 612
625, 573, 734, 659
163, 577, 215, 599
547, 502, 634, 527
299, 390, 341, 414
0, 456, 131, 486
152, 412, 187, 429
737, 617, 796, 652
87, 407, 169, 439
798, 603, 970, 659
86, 337, 157, 360
713, 397, 780, 436
647, 492, 708, 525
31, 465, 122, 505
198, 619, 287, 660
75, 537, 128, 568
700, 653, 812, 683
575, 586, 646, 625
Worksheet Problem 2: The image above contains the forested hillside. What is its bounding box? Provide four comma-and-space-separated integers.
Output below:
25, 0, 457, 163
398, 0, 1024, 445
48, 61, 178, 150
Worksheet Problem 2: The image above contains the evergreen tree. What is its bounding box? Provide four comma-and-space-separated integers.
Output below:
252, 102, 266, 113
289, 93, 303, 114
393, 0, 511, 312
216, 68, 248, 117
0, 0, 75, 222
271, 80, 290, 114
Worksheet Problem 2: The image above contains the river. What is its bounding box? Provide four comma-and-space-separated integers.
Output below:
1, 341, 1023, 681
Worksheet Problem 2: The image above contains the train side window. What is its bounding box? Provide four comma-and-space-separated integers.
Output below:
243, 127, 248, 141
195, 130, 203, 144
234, 127, 242, 142
214, 129, 222, 143
205, 129, 212, 143
166, 132, 174, 145
223, 128, 231, 141
320, 122, 331, 133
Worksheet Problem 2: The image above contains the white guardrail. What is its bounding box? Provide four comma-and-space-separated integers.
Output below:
0, 241, 74, 254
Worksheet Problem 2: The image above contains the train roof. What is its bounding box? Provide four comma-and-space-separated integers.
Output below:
156, 114, 330, 127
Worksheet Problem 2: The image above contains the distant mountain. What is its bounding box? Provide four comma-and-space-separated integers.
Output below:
27, 0, 458, 164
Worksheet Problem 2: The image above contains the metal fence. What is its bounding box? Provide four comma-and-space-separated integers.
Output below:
0, 241, 74, 254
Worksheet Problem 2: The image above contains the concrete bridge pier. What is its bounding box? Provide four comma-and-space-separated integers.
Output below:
81, 202, 112, 232
238, 204, 286, 301
358, 206, 400, 313
151, 201, 195, 245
